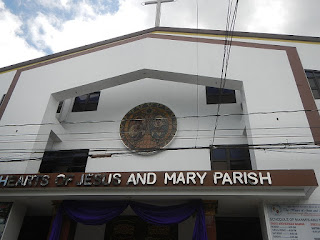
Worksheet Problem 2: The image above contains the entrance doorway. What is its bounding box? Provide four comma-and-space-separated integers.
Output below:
216, 217, 263, 240
105, 216, 178, 240
18, 216, 52, 240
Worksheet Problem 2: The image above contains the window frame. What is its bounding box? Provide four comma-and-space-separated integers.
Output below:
56, 101, 64, 113
0, 94, 6, 106
305, 69, 320, 99
206, 86, 236, 104
210, 145, 252, 170
72, 91, 101, 112
39, 149, 89, 173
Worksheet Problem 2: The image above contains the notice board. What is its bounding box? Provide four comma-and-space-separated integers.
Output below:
267, 204, 320, 239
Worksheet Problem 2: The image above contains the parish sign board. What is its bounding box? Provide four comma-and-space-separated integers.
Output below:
0, 170, 317, 189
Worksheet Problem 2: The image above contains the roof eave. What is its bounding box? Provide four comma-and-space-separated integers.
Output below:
1, 26, 320, 74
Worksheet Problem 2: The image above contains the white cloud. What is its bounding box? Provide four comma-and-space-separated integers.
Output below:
240, 1, 289, 34
1, 0, 320, 69
28, 13, 60, 50
160, 0, 197, 28
0, 1, 45, 68
34, 0, 72, 10
28, 0, 153, 53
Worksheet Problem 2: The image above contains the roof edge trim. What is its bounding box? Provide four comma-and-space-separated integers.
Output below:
1, 27, 320, 74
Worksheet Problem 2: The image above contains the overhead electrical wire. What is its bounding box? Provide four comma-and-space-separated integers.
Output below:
0, 108, 318, 129
0, 125, 319, 139
0, 133, 317, 144
0, 142, 320, 163
194, 0, 200, 148
212, 0, 239, 144
1, 146, 320, 158
264, 149, 320, 155
0, 124, 319, 136
0, 141, 319, 153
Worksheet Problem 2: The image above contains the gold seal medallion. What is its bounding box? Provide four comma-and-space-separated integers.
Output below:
120, 103, 177, 153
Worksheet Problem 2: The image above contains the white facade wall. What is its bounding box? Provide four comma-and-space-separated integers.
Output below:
0, 29, 319, 239
0, 71, 15, 100
0, 31, 319, 181
0, 37, 246, 174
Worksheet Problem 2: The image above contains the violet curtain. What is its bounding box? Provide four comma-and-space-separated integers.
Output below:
63, 201, 128, 225
130, 201, 207, 240
49, 200, 207, 240
49, 205, 63, 240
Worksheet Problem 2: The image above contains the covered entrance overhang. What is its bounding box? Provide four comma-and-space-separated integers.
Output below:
0, 169, 317, 198
0, 170, 317, 239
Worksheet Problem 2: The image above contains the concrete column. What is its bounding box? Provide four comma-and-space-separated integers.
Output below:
204, 200, 218, 240
1, 202, 26, 240
60, 215, 72, 240
48, 201, 74, 240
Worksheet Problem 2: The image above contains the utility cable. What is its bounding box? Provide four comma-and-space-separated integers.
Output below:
0, 133, 317, 144
212, 0, 239, 145
0, 141, 319, 153
0, 143, 320, 163
194, 0, 200, 148
0, 108, 318, 128
0, 125, 319, 138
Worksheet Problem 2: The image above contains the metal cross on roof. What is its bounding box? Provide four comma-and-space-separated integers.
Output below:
143, 0, 175, 27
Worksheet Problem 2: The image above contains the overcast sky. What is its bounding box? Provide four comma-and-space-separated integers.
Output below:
1, 0, 320, 69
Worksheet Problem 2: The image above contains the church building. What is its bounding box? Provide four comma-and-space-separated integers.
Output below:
0, 26, 319, 240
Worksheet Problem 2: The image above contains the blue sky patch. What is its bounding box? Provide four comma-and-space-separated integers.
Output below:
3, 0, 120, 54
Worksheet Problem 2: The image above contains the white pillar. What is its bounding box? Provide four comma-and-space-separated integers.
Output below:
1, 202, 26, 240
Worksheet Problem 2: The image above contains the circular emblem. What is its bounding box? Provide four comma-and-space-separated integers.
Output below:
271, 205, 282, 216
120, 103, 177, 153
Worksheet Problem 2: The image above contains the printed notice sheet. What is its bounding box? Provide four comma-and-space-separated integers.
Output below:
267, 204, 320, 239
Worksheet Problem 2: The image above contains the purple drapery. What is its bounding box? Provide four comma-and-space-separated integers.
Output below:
49, 200, 207, 240
130, 201, 207, 240
63, 201, 128, 225
49, 205, 63, 240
